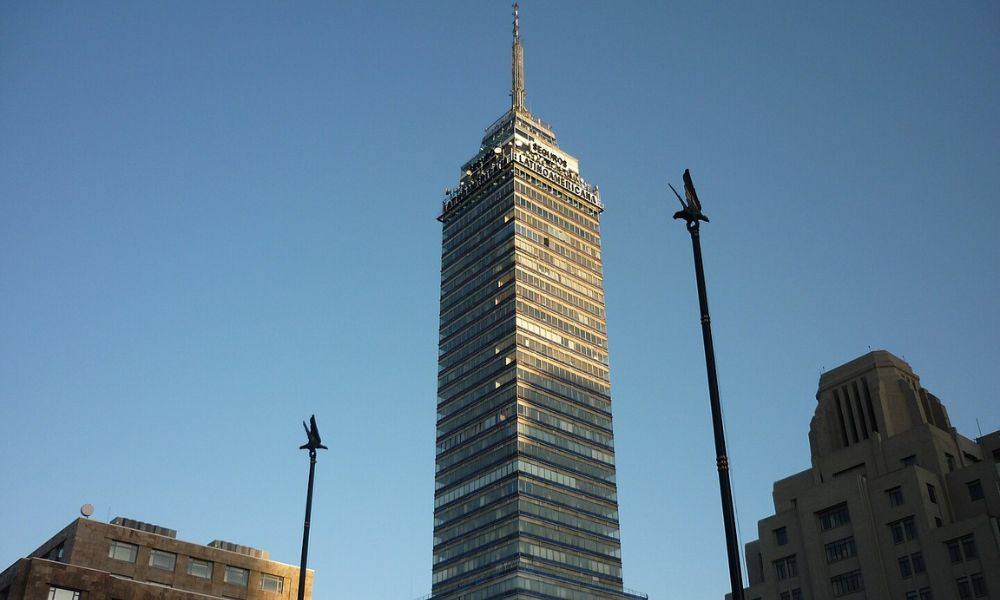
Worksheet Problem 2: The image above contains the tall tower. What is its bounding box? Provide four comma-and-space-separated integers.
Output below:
432, 5, 643, 599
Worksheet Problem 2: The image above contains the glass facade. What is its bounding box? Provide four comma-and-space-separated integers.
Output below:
433, 44, 640, 597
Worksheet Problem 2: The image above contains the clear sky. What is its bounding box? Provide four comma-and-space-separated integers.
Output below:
1, 2, 998, 599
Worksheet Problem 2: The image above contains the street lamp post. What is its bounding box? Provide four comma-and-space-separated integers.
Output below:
671, 169, 745, 600
298, 415, 327, 600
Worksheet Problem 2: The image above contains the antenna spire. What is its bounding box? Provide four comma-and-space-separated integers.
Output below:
512, 2, 526, 111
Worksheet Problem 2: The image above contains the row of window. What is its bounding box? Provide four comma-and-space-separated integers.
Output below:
107, 540, 283, 591
887, 479, 983, 507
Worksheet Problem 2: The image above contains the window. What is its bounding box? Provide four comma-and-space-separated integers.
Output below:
898, 553, 925, 578
108, 540, 138, 562
907, 589, 933, 600
825, 537, 856, 563
966, 480, 984, 501
899, 555, 913, 578
148, 549, 176, 571
187, 558, 213, 579
224, 565, 249, 587
946, 453, 956, 472
957, 574, 988, 599
774, 526, 788, 546
260, 573, 284, 593
47, 542, 65, 561
901, 454, 917, 466
48, 588, 80, 600
780, 590, 802, 600
926, 484, 937, 504
774, 555, 798, 580
889, 516, 917, 544
818, 503, 851, 531
887, 487, 904, 507
947, 535, 978, 563
831, 570, 864, 597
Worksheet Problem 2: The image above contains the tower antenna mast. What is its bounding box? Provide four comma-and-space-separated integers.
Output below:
512, 2, 526, 111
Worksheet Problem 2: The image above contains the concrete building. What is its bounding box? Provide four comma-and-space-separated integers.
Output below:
740, 351, 999, 600
431, 5, 644, 600
0, 517, 310, 600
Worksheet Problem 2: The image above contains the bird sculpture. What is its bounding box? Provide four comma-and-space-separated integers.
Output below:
300, 414, 328, 451
670, 168, 709, 223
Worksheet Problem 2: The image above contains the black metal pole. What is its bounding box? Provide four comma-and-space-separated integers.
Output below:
685, 220, 744, 600
672, 170, 744, 600
298, 448, 316, 600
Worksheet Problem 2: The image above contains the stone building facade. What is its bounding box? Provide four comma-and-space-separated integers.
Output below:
0, 517, 310, 600
739, 350, 999, 600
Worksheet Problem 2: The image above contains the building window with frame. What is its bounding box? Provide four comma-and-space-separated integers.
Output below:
825, 537, 856, 564
889, 516, 917, 544
108, 540, 138, 562
260, 573, 284, 593
947, 534, 978, 563
956, 573, 988, 599
899, 555, 913, 578
831, 569, 864, 597
774, 526, 788, 546
818, 503, 851, 531
911, 552, 925, 574
224, 565, 249, 587
966, 479, 984, 501
887, 486, 904, 507
148, 549, 176, 571
906, 589, 933, 600
187, 558, 213, 579
926, 483, 937, 504
945, 453, 956, 471
48, 588, 81, 600
779, 589, 802, 600
900, 454, 917, 466
774, 555, 797, 580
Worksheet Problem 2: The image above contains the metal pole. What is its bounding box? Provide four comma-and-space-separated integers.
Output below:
686, 220, 744, 600
672, 170, 744, 600
298, 449, 316, 600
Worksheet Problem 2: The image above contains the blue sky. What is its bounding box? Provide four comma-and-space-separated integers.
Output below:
1, 2, 998, 599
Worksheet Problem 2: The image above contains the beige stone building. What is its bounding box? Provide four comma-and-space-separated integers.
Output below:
0, 517, 311, 600
740, 350, 999, 600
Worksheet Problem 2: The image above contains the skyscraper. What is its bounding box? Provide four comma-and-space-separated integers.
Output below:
432, 6, 644, 600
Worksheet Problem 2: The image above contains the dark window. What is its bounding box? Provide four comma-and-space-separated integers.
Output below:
889, 516, 917, 544
901, 454, 917, 466
780, 590, 802, 600
825, 537, 857, 564
971, 573, 987, 597
774, 555, 798, 580
774, 526, 788, 546
947, 535, 978, 562
911, 552, 925, 574
818, 503, 851, 531
899, 555, 913, 578
956, 574, 986, 599
946, 453, 956, 472
966, 480, 984, 501
935, 517, 943, 528
887, 487, 904, 506
908, 589, 933, 600
831, 570, 864, 597
926, 484, 937, 504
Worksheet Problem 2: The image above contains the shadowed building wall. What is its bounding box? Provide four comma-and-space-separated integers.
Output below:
738, 351, 1000, 600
